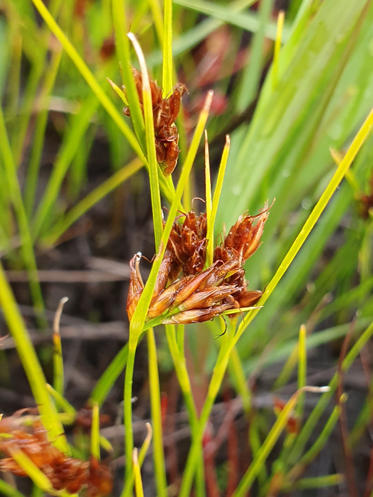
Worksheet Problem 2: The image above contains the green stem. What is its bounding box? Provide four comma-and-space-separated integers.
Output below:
122, 339, 138, 495
147, 329, 167, 497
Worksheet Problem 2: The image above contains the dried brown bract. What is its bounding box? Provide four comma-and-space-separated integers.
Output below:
0, 414, 112, 497
126, 206, 269, 324
123, 68, 187, 175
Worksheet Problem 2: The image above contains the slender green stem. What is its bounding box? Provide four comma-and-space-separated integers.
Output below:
91, 403, 100, 460
133, 449, 145, 497
122, 340, 137, 493
165, 325, 206, 496
25, 48, 62, 217
297, 324, 306, 419
147, 329, 167, 497
162, 0, 173, 95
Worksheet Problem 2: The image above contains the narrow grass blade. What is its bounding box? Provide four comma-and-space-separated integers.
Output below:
53, 297, 68, 396
24, 48, 62, 217
42, 158, 143, 247
133, 449, 145, 497
0, 263, 68, 452
174, 0, 289, 41
89, 344, 128, 407
207, 135, 230, 264
204, 131, 212, 266
32, 95, 99, 240
272, 10, 285, 89
162, 0, 173, 95
112, 0, 145, 142
0, 107, 46, 325
91, 402, 100, 460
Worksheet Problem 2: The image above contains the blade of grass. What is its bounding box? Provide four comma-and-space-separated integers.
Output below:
235, 0, 274, 112
297, 324, 306, 419
0, 106, 46, 326
174, 0, 290, 42
272, 10, 285, 89
133, 449, 145, 497
42, 158, 143, 247
91, 402, 100, 460
112, 0, 145, 143
204, 131, 212, 265
89, 344, 128, 407
162, 0, 173, 95
0, 263, 68, 452
207, 135, 230, 265
52, 297, 68, 396
24, 48, 62, 217
32, 95, 99, 240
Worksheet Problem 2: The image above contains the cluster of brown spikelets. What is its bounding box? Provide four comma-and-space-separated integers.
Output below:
123, 68, 187, 175
127, 207, 269, 324
0, 413, 112, 497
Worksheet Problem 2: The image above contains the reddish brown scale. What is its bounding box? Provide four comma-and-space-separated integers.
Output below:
163, 303, 233, 324
168, 212, 207, 276
218, 208, 269, 264
126, 253, 144, 321
123, 68, 187, 175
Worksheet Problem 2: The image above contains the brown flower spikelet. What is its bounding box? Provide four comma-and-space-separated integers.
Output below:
123, 68, 187, 175
126, 207, 268, 323
0, 414, 112, 497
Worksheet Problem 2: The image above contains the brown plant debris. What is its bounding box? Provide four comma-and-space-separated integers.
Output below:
123, 68, 187, 175
126, 207, 268, 324
0, 413, 112, 497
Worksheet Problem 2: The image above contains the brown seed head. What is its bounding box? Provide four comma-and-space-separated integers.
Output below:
0, 414, 112, 497
123, 68, 187, 175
